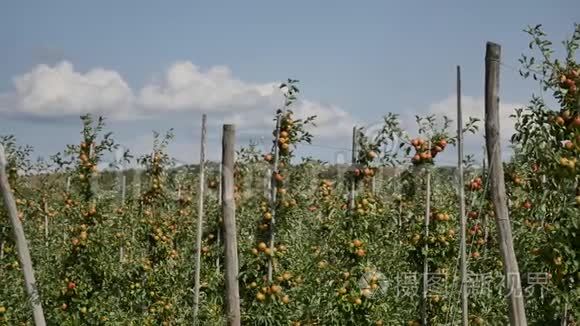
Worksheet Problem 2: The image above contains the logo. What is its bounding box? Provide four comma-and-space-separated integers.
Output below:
357, 270, 388, 298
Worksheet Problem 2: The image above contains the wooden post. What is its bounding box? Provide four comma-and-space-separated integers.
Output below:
64, 176, 70, 246
349, 126, 357, 211
561, 303, 568, 326
398, 200, 403, 228
397, 188, 404, 246
267, 111, 283, 282
0, 230, 4, 260
457, 65, 469, 326
119, 174, 126, 263
0, 236, 4, 260
421, 156, 432, 326
193, 114, 208, 321
216, 161, 223, 274
221, 125, 241, 326
0, 144, 47, 326
218, 163, 223, 206
43, 201, 49, 244
482, 145, 487, 173
482, 145, 490, 246
264, 168, 271, 198
485, 41, 528, 326
121, 175, 126, 203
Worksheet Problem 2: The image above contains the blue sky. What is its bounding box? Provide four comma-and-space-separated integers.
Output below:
0, 1, 578, 165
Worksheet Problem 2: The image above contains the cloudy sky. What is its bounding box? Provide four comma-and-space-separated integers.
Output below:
0, 1, 578, 166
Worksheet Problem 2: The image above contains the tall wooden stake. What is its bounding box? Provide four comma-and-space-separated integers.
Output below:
265, 168, 271, 198
121, 175, 126, 203
64, 176, 70, 247
482, 145, 490, 245
457, 65, 469, 326
43, 201, 49, 245
218, 163, 223, 206
349, 126, 357, 211
421, 156, 432, 326
193, 114, 207, 322
120, 174, 126, 263
0, 145, 46, 326
485, 41, 527, 326
222, 125, 241, 326
0, 229, 4, 260
398, 199, 403, 228
267, 111, 283, 282
561, 303, 568, 326
216, 161, 223, 274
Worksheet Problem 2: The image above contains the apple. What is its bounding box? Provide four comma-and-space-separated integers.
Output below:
355, 248, 366, 257
281, 295, 290, 304
359, 288, 372, 297
560, 75, 568, 83
352, 239, 363, 247
562, 110, 572, 120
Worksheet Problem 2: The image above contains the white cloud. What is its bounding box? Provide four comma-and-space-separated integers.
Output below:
8, 62, 135, 118
291, 100, 354, 138
0, 61, 355, 138
138, 61, 281, 113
